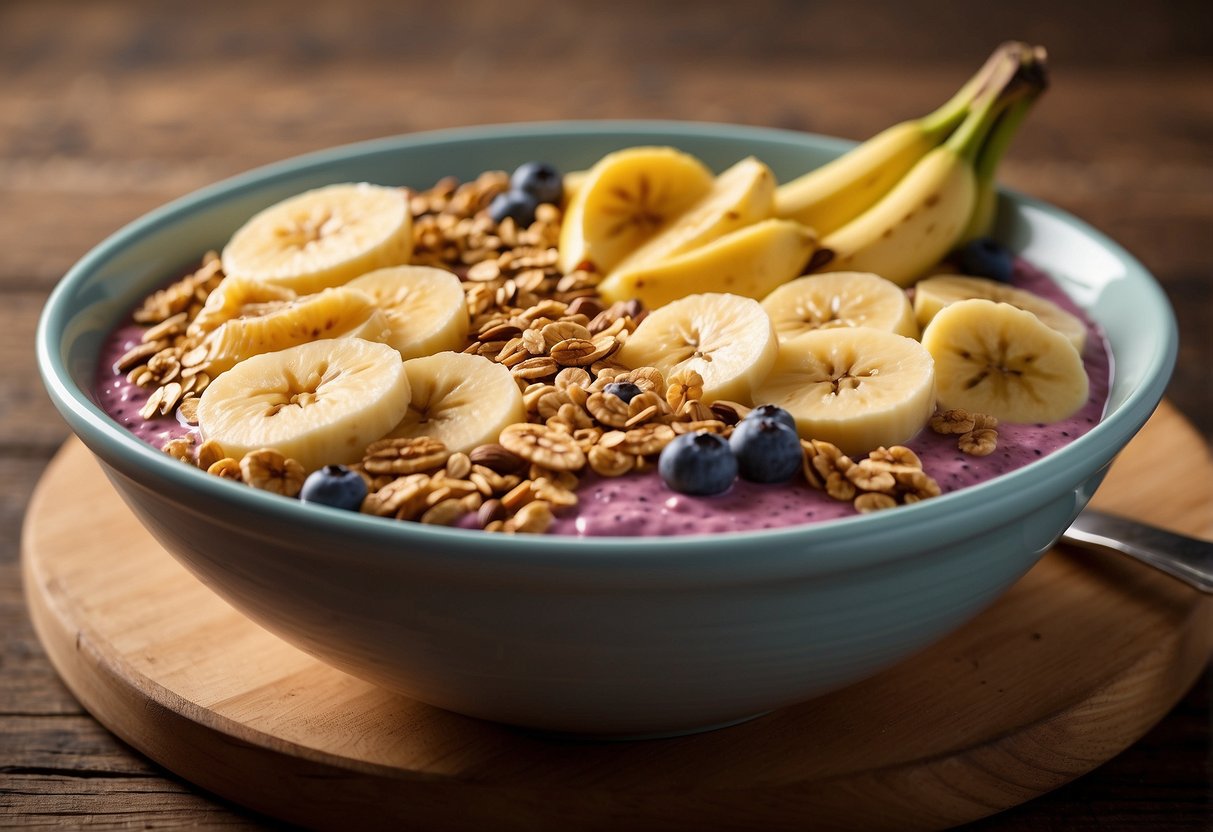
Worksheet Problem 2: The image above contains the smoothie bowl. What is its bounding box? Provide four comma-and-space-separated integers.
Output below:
36, 117, 1175, 736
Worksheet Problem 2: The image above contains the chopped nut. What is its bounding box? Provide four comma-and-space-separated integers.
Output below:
676, 399, 717, 423
618, 423, 676, 456
469, 443, 529, 475
511, 356, 560, 380
445, 452, 472, 480
554, 367, 592, 391
550, 337, 601, 366
665, 369, 705, 412
930, 408, 976, 435
846, 460, 897, 493
588, 445, 635, 477
854, 492, 898, 513
420, 498, 467, 526
364, 437, 449, 476
522, 328, 547, 355
501, 479, 535, 510
505, 500, 554, 534
613, 366, 664, 395
477, 498, 507, 528
709, 400, 751, 425
571, 426, 604, 452
973, 413, 999, 431
547, 402, 594, 433
586, 390, 632, 428
499, 423, 586, 471
541, 321, 592, 347
363, 473, 432, 518
206, 458, 243, 481
959, 428, 998, 456
240, 449, 305, 497
532, 476, 578, 507
536, 389, 573, 420
161, 436, 195, 464
196, 439, 226, 471
869, 445, 923, 470
671, 419, 730, 435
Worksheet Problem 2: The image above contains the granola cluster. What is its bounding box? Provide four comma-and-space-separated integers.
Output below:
135, 171, 964, 534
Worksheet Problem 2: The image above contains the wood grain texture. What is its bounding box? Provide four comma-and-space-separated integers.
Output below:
1, 0, 1210, 828
17, 404, 1213, 831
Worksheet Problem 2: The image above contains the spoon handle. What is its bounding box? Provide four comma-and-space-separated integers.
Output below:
1062, 509, 1213, 594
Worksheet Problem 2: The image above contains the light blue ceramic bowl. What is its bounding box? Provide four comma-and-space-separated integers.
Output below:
37, 122, 1176, 736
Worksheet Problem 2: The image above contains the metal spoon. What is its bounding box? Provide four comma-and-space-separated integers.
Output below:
1061, 509, 1213, 593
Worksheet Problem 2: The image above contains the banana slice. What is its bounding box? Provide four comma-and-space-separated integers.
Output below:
198, 287, 388, 374
197, 338, 410, 473
914, 274, 1087, 352
557, 147, 713, 274
598, 219, 817, 308
761, 272, 918, 342
921, 299, 1088, 424
222, 183, 413, 294
752, 327, 936, 456
616, 293, 778, 405
187, 277, 298, 339
347, 266, 469, 360
608, 156, 776, 276
387, 352, 525, 454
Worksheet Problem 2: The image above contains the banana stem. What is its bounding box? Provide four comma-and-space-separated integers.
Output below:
974, 88, 1041, 184
946, 50, 1047, 164
919, 42, 1029, 140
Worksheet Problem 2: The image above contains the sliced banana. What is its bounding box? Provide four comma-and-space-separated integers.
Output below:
197, 338, 410, 473
221, 183, 413, 294
761, 271, 918, 342
921, 298, 1088, 424
387, 352, 525, 454
346, 266, 469, 360
616, 293, 778, 405
198, 286, 387, 374
598, 219, 817, 308
557, 147, 713, 275
914, 274, 1087, 352
608, 156, 776, 276
752, 327, 936, 457
186, 277, 297, 339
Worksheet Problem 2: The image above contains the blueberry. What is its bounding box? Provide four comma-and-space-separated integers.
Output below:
604, 381, 643, 403
510, 161, 563, 205
659, 431, 738, 496
954, 237, 1015, 283
488, 189, 540, 227
745, 404, 796, 433
729, 417, 802, 483
300, 464, 368, 511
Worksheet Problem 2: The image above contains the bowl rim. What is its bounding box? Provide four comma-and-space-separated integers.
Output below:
37, 119, 1177, 574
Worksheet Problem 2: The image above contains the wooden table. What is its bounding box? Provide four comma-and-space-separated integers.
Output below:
2, 1, 1209, 828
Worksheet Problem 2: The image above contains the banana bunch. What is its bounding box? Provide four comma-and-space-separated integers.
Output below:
561, 149, 819, 309
780, 42, 1049, 286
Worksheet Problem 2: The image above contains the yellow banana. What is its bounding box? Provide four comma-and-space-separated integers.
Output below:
813, 73, 1032, 287
774, 42, 1027, 236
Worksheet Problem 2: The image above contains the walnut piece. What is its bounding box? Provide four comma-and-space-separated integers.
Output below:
240, 449, 305, 497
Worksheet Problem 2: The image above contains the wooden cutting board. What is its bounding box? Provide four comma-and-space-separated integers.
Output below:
22, 401, 1213, 832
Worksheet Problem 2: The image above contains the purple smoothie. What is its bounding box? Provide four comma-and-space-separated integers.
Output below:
93, 259, 1111, 537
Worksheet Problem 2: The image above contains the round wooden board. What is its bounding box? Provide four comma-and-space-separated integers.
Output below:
22, 401, 1213, 832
